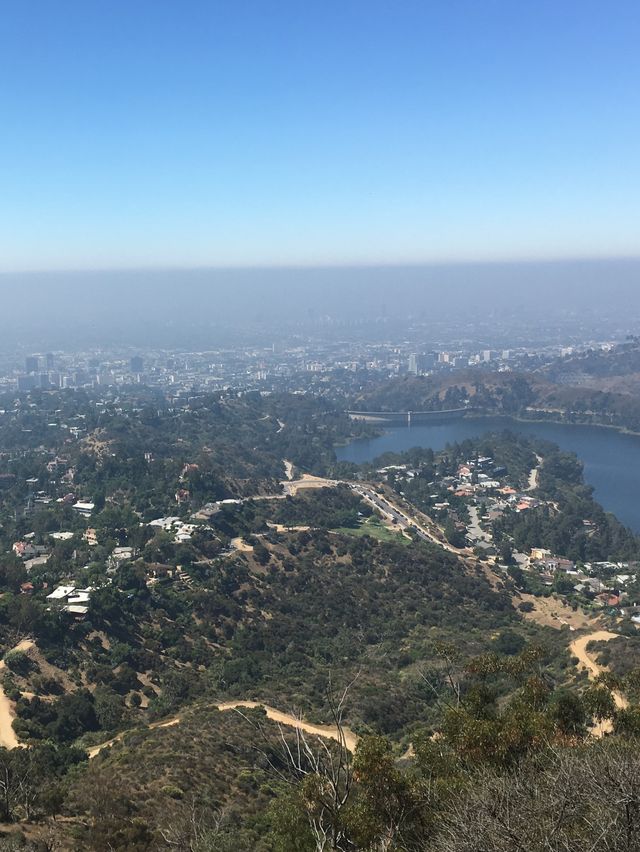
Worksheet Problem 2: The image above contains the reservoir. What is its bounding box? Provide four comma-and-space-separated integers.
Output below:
336, 417, 640, 533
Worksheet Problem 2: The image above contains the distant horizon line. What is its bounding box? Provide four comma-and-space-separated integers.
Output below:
2, 253, 640, 277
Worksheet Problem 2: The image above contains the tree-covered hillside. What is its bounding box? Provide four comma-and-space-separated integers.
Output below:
0, 386, 637, 850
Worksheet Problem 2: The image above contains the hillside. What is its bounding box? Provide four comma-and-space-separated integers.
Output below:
348, 368, 640, 433
0, 390, 638, 850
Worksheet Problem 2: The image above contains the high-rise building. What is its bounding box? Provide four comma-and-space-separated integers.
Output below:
422, 352, 437, 370
45, 353, 55, 370
130, 355, 144, 373
17, 375, 36, 391
409, 352, 437, 375
25, 356, 39, 373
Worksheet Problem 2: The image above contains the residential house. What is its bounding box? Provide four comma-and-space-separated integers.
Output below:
46, 584, 92, 616
84, 528, 98, 547
531, 548, 552, 561
538, 557, 575, 573
13, 541, 48, 561
107, 546, 135, 572
46, 585, 76, 604
72, 501, 95, 517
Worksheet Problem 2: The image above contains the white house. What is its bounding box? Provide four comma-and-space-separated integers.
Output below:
72, 501, 95, 517
46, 585, 76, 602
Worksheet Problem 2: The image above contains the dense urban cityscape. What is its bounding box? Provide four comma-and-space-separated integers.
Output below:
2, 333, 627, 398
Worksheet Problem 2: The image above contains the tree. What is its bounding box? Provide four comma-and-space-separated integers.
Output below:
549, 690, 587, 737
348, 736, 430, 850
583, 685, 616, 724
444, 520, 465, 549
494, 631, 526, 657
250, 686, 356, 852
4, 650, 34, 677
50, 691, 99, 742
499, 542, 513, 565
94, 687, 125, 731
429, 741, 640, 852
0, 750, 18, 821
506, 564, 526, 589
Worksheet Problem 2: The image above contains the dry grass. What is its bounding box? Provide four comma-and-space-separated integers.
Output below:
516, 593, 598, 631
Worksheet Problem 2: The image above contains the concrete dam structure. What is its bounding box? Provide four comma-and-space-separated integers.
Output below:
346, 408, 471, 425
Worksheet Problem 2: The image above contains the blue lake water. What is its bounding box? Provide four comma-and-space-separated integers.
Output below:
336, 417, 640, 533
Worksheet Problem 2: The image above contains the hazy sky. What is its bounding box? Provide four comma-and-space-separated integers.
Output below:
1, 1, 639, 271
1, 259, 639, 322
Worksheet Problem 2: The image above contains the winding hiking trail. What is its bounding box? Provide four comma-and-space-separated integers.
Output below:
88, 701, 358, 759
0, 639, 35, 749
570, 630, 629, 737
87, 716, 180, 758
217, 701, 359, 752
0, 641, 358, 759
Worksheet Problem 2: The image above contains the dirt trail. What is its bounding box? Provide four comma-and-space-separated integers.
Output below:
282, 459, 294, 481
87, 716, 180, 758
527, 455, 543, 491
267, 523, 311, 534
283, 475, 339, 496
88, 701, 358, 759
0, 639, 35, 749
217, 701, 359, 752
570, 630, 629, 736
230, 537, 254, 552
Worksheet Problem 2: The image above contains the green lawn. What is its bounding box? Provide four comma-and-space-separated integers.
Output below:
333, 515, 410, 545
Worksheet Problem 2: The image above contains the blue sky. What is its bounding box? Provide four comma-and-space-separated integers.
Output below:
1, 0, 639, 270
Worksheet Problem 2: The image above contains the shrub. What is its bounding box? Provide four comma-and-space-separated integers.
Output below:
160, 785, 184, 799
4, 650, 33, 676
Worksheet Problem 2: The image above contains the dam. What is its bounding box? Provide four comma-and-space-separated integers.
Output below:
346, 408, 471, 425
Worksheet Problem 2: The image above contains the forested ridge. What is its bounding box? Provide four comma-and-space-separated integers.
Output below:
348, 367, 640, 433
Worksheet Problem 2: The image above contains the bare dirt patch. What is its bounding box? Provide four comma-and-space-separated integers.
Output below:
516, 594, 598, 631
284, 475, 339, 496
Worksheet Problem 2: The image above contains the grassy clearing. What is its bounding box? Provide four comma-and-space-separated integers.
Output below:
333, 515, 410, 545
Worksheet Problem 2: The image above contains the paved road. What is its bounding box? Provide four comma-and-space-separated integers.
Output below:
351, 484, 475, 558
212, 469, 481, 563
467, 504, 492, 548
